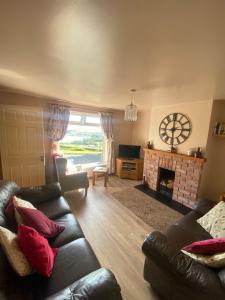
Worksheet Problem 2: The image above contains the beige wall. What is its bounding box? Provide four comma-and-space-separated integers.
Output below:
148, 100, 213, 154
200, 100, 225, 201
131, 110, 151, 156
113, 111, 133, 156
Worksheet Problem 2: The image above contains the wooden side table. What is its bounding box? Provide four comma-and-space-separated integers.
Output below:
92, 167, 108, 187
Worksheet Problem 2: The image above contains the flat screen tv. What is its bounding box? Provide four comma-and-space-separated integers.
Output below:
118, 144, 141, 159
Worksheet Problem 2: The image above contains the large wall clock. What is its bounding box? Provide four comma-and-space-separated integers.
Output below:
159, 113, 191, 146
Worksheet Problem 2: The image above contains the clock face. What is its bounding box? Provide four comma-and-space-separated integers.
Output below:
159, 113, 191, 146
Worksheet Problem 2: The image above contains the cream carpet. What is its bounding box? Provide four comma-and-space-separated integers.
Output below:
106, 176, 182, 232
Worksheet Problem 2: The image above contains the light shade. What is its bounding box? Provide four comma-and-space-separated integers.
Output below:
124, 103, 138, 121
124, 89, 138, 121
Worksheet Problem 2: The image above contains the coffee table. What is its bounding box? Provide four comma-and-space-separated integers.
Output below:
92, 167, 108, 187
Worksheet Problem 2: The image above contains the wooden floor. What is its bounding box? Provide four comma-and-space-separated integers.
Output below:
66, 178, 161, 300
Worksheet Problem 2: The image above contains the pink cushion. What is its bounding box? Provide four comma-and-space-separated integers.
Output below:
16, 206, 65, 238
182, 238, 225, 254
17, 225, 58, 277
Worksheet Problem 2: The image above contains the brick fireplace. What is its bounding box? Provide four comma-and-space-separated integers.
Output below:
143, 149, 206, 209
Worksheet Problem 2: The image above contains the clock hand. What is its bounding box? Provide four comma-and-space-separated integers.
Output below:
172, 117, 176, 147
167, 127, 182, 131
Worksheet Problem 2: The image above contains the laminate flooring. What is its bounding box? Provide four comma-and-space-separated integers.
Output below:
66, 178, 161, 300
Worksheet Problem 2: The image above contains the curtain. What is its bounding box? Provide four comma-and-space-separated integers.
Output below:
47, 104, 70, 141
46, 104, 70, 183
100, 113, 115, 174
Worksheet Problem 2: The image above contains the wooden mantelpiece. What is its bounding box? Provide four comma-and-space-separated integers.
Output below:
143, 149, 206, 163
143, 149, 206, 209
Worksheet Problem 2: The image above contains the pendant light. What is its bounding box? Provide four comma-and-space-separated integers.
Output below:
124, 89, 138, 121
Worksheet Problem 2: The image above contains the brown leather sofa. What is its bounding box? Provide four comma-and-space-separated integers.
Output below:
0, 180, 122, 300
142, 198, 225, 300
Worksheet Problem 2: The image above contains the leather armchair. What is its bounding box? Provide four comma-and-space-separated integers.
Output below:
142, 199, 225, 300
55, 158, 89, 196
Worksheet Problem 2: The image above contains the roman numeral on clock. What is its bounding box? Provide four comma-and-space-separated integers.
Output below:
180, 134, 187, 140
173, 113, 177, 121
166, 115, 171, 123
176, 137, 181, 144
164, 136, 169, 143
181, 121, 189, 126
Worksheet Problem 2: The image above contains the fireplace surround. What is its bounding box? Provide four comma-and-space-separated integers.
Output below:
143, 149, 206, 209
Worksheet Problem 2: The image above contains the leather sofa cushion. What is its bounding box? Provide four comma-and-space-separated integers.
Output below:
49, 213, 84, 247
168, 211, 212, 247
165, 223, 212, 251
175, 210, 201, 227
17, 183, 62, 205
34, 197, 71, 220
44, 238, 101, 297
193, 198, 216, 216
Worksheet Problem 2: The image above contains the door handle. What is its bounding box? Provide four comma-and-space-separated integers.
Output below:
40, 155, 44, 162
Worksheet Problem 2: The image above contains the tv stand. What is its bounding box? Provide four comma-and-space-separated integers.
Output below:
116, 158, 144, 180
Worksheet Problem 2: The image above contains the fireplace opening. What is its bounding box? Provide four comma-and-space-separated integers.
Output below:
157, 168, 175, 200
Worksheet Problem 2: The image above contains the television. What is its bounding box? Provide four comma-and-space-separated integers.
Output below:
118, 144, 141, 159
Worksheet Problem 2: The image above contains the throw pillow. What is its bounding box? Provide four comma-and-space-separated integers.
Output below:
13, 196, 36, 225
16, 206, 65, 238
17, 225, 58, 277
182, 249, 225, 268
197, 201, 225, 238
182, 238, 225, 254
0, 226, 32, 276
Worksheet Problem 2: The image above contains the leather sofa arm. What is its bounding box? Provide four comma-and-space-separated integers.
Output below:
193, 198, 215, 216
17, 182, 62, 205
142, 231, 223, 292
45, 268, 122, 300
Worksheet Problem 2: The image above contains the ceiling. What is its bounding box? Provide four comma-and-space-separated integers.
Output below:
1, 0, 225, 109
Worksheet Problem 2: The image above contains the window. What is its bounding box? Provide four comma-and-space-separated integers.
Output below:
60, 112, 104, 170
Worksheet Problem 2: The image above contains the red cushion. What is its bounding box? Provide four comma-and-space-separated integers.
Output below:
17, 224, 58, 277
16, 206, 65, 238
4, 197, 17, 226
182, 238, 225, 254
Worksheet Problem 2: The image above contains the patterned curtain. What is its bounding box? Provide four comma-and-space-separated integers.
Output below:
46, 104, 70, 182
47, 104, 70, 141
100, 113, 115, 174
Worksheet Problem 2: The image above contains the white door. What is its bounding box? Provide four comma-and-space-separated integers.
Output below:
0, 105, 45, 187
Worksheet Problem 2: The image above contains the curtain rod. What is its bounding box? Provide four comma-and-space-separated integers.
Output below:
47, 99, 119, 114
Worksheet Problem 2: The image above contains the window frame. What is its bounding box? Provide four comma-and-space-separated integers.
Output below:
68, 111, 101, 127
60, 111, 105, 167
